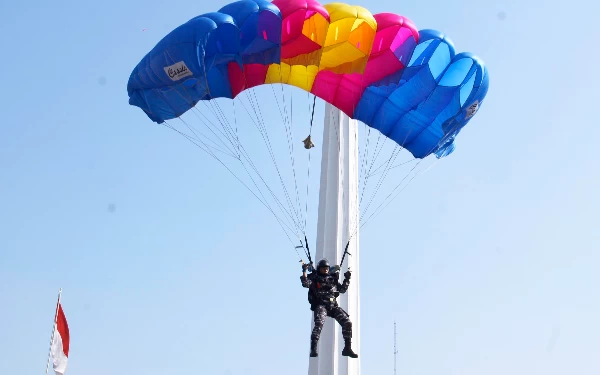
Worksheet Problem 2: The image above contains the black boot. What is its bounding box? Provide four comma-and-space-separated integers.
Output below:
310, 340, 318, 357
342, 338, 358, 358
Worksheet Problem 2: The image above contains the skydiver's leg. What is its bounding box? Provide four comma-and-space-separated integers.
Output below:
310, 305, 327, 357
331, 306, 358, 358
331, 306, 353, 339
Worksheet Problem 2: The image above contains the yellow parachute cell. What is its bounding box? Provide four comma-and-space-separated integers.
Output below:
320, 3, 376, 73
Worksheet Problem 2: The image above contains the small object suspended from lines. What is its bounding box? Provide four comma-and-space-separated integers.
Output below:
303, 135, 315, 149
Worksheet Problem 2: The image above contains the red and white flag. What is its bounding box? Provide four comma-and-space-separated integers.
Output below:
50, 303, 70, 375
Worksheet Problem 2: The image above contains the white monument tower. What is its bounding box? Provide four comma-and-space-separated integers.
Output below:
309, 102, 361, 375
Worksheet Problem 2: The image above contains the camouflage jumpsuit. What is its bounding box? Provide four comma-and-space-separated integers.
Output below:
300, 270, 353, 341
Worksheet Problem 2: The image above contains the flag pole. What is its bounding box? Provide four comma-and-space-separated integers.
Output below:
45, 288, 62, 375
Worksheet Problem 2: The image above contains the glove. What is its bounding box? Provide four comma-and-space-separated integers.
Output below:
344, 270, 351, 279
302, 263, 309, 272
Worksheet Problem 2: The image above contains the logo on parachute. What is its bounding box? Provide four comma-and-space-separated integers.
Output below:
465, 101, 479, 119
164, 61, 193, 81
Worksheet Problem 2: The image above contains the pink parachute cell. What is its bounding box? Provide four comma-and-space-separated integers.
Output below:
274, 0, 329, 64
311, 13, 419, 116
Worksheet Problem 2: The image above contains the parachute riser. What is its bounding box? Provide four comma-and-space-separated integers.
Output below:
298, 234, 314, 271
300, 238, 351, 274
340, 239, 351, 271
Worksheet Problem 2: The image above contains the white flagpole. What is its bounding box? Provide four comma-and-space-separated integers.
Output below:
45, 288, 62, 375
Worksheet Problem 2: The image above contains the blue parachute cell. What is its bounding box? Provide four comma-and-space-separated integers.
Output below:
219, 0, 282, 65
353, 30, 489, 158
126, 0, 282, 124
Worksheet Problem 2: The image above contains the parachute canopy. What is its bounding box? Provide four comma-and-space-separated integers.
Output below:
127, 0, 489, 159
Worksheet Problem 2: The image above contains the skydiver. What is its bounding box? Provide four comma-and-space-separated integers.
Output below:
300, 258, 358, 358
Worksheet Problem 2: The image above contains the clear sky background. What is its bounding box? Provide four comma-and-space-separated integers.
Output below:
1, 0, 598, 374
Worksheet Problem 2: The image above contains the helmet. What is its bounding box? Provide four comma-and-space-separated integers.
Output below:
317, 259, 330, 271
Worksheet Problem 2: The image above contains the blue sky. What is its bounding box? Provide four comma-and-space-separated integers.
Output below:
1, 0, 598, 374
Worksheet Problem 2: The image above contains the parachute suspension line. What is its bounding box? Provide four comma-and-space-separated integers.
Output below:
289, 94, 306, 232
243, 91, 269, 142
356, 85, 456, 232
355, 100, 402, 232
279, 74, 306, 225
232, 99, 240, 158
303, 94, 317, 231
171, 105, 236, 157
356, 130, 441, 236
350, 117, 378, 247
249, 92, 302, 235
234, 146, 302, 244
269, 82, 304, 231
348, 120, 361, 257
357, 123, 419, 230
358, 123, 371, 199
357, 159, 424, 233
178, 116, 238, 159
367, 158, 417, 177
358, 87, 404, 206
157, 81, 239, 158
172, 114, 298, 242
211, 100, 238, 144
359, 133, 387, 205
163, 119, 298, 247
153, 95, 238, 161
162, 50, 240, 156
394, 320, 398, 375
228, 90, 302, 235
304, 141, 313, 231
351, 122, 370, 241
207, 101, 241, 153
150, 66, 293, 237
292, 103, 312, 266
223, 95, 304, 235
186, 109, 239, 158
353, 75, 368, 231
356, 123, 367, 221
360, 144, 402, 223
175, 79, 303, 237
203, 102, 235, 147
162, 119, 217, 158
181, 116, 302, 247
250, 89, 269, 137
240, 87, 303, 233
155, 53, 303, 248
341, 101, 362, 255
157, 97, 235, 159
330, 104, 345, 207
336, 108, 351, 266
291, 94, 304, 225
277, 81, 304, 231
